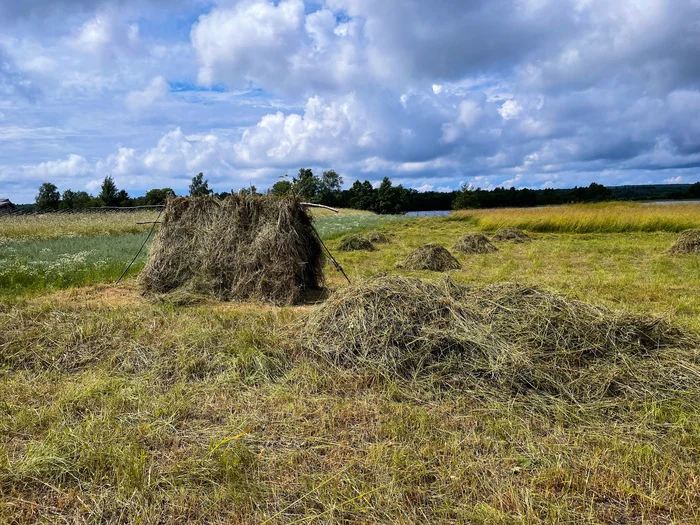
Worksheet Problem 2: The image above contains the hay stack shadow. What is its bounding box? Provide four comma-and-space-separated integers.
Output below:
398, 243, 461, 271
139, 195, 325, 305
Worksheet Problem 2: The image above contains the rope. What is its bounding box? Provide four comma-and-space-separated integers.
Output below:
115, 207, 164, 284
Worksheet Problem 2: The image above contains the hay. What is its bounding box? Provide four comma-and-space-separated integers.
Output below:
398, 244, 461, 271
492, 227, 532, 243
338, 234, 374, 252
366, 231, 391, 244
669, 229, 700, 254
139, 195, 324, 305
303, 276, 697, 401
453, 234, 498, 254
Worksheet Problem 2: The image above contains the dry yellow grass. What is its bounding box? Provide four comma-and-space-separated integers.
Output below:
452, 201, 700, 233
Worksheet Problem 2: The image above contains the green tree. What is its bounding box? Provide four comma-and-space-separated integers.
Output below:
60, 189, 76, 209
99, 176, 119, 206
318, 170, 343, 205
452, 184, 480, 209
270, 177, 293, 197
376, 177, 403, 214
293, 168, 320, 200
144, 188, 174, 205
688, 181, 700, 198
189, 172, 213, 197
35, 182, 61, 210
116, 189, 131, 207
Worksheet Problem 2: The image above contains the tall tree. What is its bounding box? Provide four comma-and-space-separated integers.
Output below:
189, 172, 213, 197
99, 176, 119, 206
144, 188, 174, 205
270, 179, 293, 197
318, 169, 343, 205
35, 182, 61, 210
293, 168, 320, 200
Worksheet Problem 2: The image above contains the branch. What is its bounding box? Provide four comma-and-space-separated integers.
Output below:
301, 203, 339, 214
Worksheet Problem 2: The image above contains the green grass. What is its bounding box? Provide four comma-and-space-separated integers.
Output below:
1, 203, 700, 523
452, 201, 700, 233
0, 234, 149, 297
313, 213, 412, 239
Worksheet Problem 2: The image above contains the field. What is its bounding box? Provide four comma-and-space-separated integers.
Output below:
1, 202, 699, 523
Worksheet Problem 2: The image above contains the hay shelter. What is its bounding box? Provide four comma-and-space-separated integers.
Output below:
398, 243, 461, 271
140, 195, 324, 305
492, 227, 532, 243
453, 233, 498, 254
669, 229, 700, 254
303, 275, 697, 402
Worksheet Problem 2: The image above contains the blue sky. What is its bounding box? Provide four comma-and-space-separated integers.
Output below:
1, 0, 700, 202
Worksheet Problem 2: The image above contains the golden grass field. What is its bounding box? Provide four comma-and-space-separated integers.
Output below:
1, 202, 699, 523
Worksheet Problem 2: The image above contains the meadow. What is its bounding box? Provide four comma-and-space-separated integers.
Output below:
1, 202, 699, 523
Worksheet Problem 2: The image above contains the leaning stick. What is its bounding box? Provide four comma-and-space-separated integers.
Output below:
300, 203, 339, 214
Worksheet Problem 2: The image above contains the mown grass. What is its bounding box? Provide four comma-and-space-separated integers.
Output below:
452, 201, 700, 233
1, 203, 700, 523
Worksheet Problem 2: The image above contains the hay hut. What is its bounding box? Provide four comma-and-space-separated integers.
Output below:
398, 243, 461, 271
669, 229, 700, 254
453, 233, 498, 254
0, 199, 16, 215
140, 195, 324, 305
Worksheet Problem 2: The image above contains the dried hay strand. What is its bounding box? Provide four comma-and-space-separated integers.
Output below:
669, 229, 700, 254
453, 233, 498, 254
398, 244, 461, 271
303, 275, 698, 402
338, 234, 375, 252
139, 195, 324, 305
492, 226, 532, 243
366, 231, 391, 244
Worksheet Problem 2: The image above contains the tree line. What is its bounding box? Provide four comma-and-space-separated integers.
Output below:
32, 170, 700, 213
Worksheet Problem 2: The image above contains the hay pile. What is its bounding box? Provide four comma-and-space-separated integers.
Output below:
669, 229, 700, 254
398, 244, 461, 271
140, 195, 324, 305
453, 234, 498, 254
366, 231, 391, 244
492, 227, 532, 243
303, 276, 697, 401
338, 234, 374, 252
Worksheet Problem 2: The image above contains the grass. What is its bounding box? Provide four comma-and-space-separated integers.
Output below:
452, 201, 700, 233
1, 202, 700, 522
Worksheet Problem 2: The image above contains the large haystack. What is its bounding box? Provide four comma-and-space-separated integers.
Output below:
492, 227, 532, 243
303, 276, 696, 401
338, 234, 374, 252
398, 244, 461, 271
453, 234, 498, 254
140, 195, 324, 305
669, 229, 700, 254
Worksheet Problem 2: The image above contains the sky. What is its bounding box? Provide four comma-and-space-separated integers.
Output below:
1, 0, 700, 203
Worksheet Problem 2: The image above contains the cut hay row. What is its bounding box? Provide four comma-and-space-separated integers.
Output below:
303, 275, 698, 403
140, 195, 324, 305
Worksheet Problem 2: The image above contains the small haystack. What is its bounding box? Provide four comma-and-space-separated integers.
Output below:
398, 244, 461, 271
492, 227, 532, 243
338, 234, 374, 252
366, 231, 391, 244
669, 229, 700, 254
303, 276, 696, 401
453, 233, 498, 254
140, 195, 324, 305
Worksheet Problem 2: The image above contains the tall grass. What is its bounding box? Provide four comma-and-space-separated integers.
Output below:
452, 201, 700, 233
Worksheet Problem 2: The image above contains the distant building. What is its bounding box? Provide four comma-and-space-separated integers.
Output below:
0, 199, 16, 215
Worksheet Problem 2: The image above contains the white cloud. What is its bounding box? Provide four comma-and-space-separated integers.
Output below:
125, 76, 168, 112
498, 99, 523, 120
26, 154, 90, 179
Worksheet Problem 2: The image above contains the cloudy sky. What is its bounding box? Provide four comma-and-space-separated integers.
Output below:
1, 0, 700, 202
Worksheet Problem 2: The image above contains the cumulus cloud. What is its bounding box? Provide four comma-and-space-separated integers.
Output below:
125, 76, 168, 111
